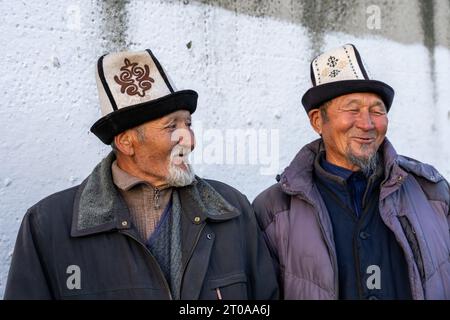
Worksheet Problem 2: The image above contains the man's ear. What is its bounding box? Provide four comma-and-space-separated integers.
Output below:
308, 109, 323, 135
114, 130, 136, 156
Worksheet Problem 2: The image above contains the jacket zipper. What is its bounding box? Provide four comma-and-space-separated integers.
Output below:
216, 288, 223, 300
352, 226, 364, 298
121, 231, 173, 300
398, 215, 426, 282
179, 223, 206, 297
154, 188, 160, 210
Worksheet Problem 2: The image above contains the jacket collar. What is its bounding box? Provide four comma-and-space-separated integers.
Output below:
111, 160, 148, 191
71, 152, 240, 237
177, 179, 240, 225
279, 138, 323, 198
280, 137, 443, 201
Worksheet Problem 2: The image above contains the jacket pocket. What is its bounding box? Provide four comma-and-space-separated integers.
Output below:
398, 215, 426, 281
207, 273, 248, 300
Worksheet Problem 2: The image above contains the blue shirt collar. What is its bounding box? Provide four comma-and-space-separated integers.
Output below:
320, 155, 356, 180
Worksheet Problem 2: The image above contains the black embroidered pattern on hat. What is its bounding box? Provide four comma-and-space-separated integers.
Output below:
329, 69, 340, 78
327, 56, 339, 68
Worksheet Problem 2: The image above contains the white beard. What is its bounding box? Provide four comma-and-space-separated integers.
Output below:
166, 145, 196, 187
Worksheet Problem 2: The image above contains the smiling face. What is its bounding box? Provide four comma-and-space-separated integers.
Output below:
114, 110, 196, 188
308, 92, 388, 172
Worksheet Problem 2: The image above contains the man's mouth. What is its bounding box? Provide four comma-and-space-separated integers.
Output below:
352, 136, 376, 144
171, 147, 191, 167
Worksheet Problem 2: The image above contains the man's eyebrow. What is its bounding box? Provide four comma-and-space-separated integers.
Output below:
370, 100, 386, 108
178, 114, 192, 122
342, 99, 362, 107
161, 117, 176, 125
161, 115, 192, 125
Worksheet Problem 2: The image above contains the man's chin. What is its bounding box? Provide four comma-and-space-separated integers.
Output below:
349, 145, 377, 160
166, 163, 196, 187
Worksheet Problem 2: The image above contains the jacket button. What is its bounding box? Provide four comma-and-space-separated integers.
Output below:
359, 231, 370, 240
121, 221, 128, 227
206, 233, 213, 240
194, 216, 201, 224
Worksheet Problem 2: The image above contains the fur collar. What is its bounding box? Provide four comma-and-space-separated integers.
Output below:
71, 152, 239, 237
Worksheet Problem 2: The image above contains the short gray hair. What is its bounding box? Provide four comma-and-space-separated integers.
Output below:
134, 126, 146, 143
319, 100, 332, 122
110, 140, 118, 154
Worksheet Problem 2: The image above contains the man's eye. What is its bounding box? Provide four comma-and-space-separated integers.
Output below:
371, 110, 386, 116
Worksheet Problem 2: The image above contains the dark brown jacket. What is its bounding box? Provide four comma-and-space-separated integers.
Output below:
5, 153, 279, 300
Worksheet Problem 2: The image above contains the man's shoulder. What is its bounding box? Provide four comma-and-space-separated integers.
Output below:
397, 155, 446, 183
202, 178, 242, 195
201, 178, 249, 206
252, 182, 290, 229
27, 185, 80, 224
397, 155, 449, 204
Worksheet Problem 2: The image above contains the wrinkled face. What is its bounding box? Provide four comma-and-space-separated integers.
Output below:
310, 92, 388, 171
132, 110, 196, 187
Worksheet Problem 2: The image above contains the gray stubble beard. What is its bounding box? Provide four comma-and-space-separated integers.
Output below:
346, 144, 380, 177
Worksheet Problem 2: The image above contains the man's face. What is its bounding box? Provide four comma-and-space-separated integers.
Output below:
311, 92, 388, 171
132, 109, 195, 187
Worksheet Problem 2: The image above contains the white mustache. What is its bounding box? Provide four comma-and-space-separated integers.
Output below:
170, 145, 192, 165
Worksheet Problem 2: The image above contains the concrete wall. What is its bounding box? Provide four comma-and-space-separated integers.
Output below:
1, 0, 449, 297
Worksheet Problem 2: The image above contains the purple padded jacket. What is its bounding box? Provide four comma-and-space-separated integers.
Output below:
253, 139, 450, 300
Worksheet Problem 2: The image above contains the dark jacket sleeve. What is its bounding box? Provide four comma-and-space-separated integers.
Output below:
252, 184, 291, 297
4, 208, 53, 299
239, 194, 279, 300
205, 179, 279, 300
252, 193, 281, 272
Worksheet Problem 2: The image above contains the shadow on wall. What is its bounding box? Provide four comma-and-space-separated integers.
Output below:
100, 0, 448, 81
190, 0, 449, 57
100, 0, 130, 52
97, 0, 448, 112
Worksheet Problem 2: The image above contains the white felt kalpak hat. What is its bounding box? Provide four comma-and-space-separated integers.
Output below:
301, 44, 394, 113
91, 49, 197, 144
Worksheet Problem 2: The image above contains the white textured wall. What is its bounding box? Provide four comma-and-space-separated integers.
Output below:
1, 0, 449, 297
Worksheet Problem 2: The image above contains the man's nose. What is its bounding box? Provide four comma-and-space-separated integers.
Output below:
174, 128, 195, 149
356, 110, 375, 131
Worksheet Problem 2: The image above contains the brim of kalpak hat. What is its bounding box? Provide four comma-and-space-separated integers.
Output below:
301, 80, 395, 113
91, 89, 198, 145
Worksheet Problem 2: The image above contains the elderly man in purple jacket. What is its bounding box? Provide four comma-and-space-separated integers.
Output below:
253, 44, 450, 300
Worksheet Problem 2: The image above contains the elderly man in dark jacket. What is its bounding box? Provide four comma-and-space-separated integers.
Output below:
5, 49, 279, 300
253, 44, 450, 300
